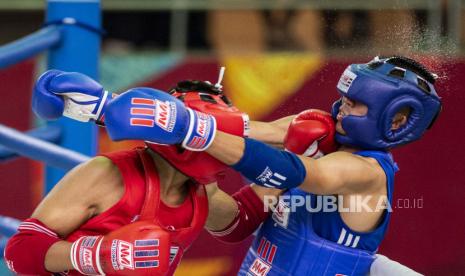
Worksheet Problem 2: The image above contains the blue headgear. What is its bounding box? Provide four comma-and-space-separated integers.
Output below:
331, 56, 442, 150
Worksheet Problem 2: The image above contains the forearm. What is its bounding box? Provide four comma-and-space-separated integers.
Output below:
4, 218, 71, 275
207, 132, 307, 190
207, 185, 271, 243
248, 115, 295, 148
45, 241, 73, 272
207, 131, 245, 165
206, 179, 282, 230
205, 188, 239, 231
206, 130, 350, 195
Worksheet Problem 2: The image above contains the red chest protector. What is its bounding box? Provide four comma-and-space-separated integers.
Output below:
66, 148, 209, 275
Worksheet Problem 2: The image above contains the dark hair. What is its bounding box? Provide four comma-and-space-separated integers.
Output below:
170, 80, 222, 95
383, 56, 437, 84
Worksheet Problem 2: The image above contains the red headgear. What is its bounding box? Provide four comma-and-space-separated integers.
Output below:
146, 79, 249, 184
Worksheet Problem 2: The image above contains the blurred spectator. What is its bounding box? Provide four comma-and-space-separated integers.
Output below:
263, 9, 300, 50
323, 10, 370, 49
208, 10, 266, 54
208, 9, 324, 54
263, 9, 324, 52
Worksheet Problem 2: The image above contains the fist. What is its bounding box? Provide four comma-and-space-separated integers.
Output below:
32, 70, 111, 123
32, 70, 65, 120
104, 87, 217, 151
284, 109, 338, 158
71, 221, 171, 276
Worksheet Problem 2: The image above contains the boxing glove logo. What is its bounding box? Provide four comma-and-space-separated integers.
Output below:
111, 240, 134, 270
129, 98, 176, 132
110, 239, 161, 271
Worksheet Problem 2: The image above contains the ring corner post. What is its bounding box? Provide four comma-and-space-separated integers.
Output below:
45, 0, 101, 193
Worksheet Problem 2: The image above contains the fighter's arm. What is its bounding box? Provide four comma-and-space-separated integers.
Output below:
206, 131, 383, 195
5, 157, 123, 273
205, 183, 281, 242
204, 183, 238, 231
203, 114, 290, 238
32, 69, 296, 152
248, 115, 295, 148
297, 151, 384, 195
33, 157, 122, 237
370, 254, 423, 276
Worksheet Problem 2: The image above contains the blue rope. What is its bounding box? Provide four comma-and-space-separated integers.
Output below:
0, 126, 62, 162
0, 124, 90, 170
0, 25, 62, 69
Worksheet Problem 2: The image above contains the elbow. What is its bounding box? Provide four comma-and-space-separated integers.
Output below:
4, 219, 61, 275
209, 186, 270, 243
4, 234, 36, 274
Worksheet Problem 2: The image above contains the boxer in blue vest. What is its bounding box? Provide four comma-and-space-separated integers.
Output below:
206, 57, 440, 275
31, 56, 439, 275
207, 56, 440, 275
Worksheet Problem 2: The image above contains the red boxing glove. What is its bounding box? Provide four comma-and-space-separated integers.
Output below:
71, 221, 170, 276
284, 109, 338, 158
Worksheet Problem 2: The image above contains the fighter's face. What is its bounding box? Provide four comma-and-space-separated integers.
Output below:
335, 96, 368, 135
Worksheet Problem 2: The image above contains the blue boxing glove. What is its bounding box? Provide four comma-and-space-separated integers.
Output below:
32, 70, 112, 123
32, 70, 65, 120
105, 87, 217, 151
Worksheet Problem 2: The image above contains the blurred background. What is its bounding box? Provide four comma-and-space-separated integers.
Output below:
1, 0, 464, 275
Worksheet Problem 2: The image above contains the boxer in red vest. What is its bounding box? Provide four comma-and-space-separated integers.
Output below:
5, 74, 295, 276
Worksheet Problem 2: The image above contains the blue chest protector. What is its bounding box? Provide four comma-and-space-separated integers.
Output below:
239, 151, 398, 276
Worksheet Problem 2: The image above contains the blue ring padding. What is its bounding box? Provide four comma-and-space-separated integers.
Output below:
0, 124, 90, 170
0, 126, 62, 162
0, 216, 20, 237
0, 25, 62, 69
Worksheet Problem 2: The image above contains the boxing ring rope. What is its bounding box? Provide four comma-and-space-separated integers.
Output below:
0, 124, 89, 169
0, 0, 101, 259
0, 125, 61, 162
0, 25, 62, 69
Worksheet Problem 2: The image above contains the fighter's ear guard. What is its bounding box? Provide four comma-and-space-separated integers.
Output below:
382, 97, 424, 142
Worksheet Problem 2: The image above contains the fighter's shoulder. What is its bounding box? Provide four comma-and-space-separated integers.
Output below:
73, 156, 121, 183
326, 151, 386, 191
31, 157, 124, 232
87, 155, 121, 176
351, 152, 387, 192
80, 156, 123, 191
51, 156, 123, 205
